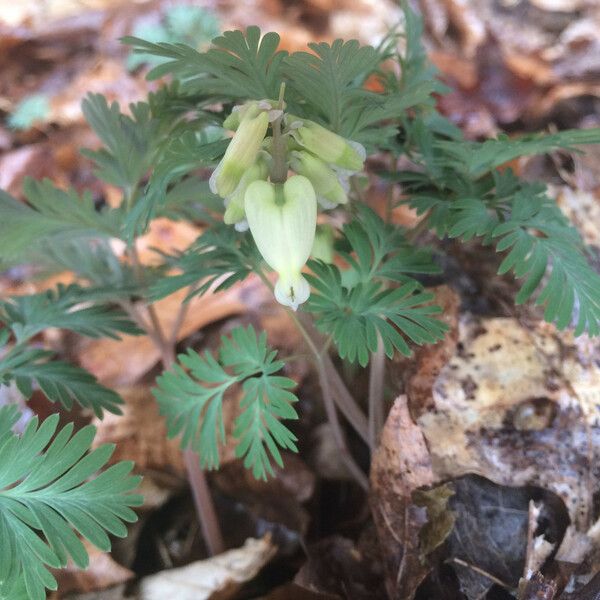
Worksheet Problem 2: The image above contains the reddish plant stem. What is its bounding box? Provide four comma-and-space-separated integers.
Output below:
127, 245, 225, 556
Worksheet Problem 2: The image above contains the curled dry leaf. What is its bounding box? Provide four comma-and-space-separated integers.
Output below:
369, 395, 436, 599
138, 536, 277, 600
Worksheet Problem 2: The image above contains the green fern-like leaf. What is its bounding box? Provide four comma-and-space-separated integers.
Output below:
0, 285, 140, 343
340, 205, 440, 284
306, 207, 445, 365
436, 129, 600, 179
125, 26, 286, 99
149, 223, 260, 301
283, 39, 381, 132
153, 326, 298, 479
81, 94, 165, 192
306, 263, 447, 366
0, 406, 142, 600
0, 181, 120, 267
0, 342, 123, 417
492, 190, 600, 335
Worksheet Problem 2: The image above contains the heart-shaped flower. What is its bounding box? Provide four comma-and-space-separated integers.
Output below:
244, 175, 317, 310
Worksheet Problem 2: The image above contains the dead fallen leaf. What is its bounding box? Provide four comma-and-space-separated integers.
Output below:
52, 540, 134, 596
369, 395, 436, 599
91, 385, 186, 481
138, 536, 276, 600
414, 317, 600, 530
78, 278, 268, 387
134, 218, 202, 267
294, 535, 385, 600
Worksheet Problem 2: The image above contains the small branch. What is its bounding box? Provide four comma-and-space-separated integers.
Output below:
451, 558, 513, 591
368, 334, 386, 449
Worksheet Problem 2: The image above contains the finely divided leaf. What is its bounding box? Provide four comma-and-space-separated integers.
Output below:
0, 285, 140, 343
125, 26, 286, 99
0, 181, 119, 267
153, 326, 298, 479
0, 407, 142, 600
306, 263, 447, 366
0, 346, 123, 417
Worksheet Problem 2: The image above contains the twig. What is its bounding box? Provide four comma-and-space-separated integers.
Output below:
451, 558, 513, 591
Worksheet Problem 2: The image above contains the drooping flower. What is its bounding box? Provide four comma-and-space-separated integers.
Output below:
289, 150, 348, 208
244, 175, 317, 310
287, 116, 365, 172
210, 107, 269, 198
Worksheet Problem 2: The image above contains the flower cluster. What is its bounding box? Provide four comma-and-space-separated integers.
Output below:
210, 100, 365, 310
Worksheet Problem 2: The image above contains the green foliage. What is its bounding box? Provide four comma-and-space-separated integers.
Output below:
0, 285, 140, 343
81, 94, 166, 193
0, 406, 142, 600
437, 129, 600, 179
125, 134, 228, 239
493, 189, 600, 335
0, 180, 120, 268
0, 338, 123, 417
306, 208, 447, 366
7, 94, 50, 130
126, 26, 286, 99
127, 5, 219, 71
150, 222, 261, 300
153, 326, 298, 479
403, 121, 600, 335
283, 39, 382, 132
126, 21, 436, 146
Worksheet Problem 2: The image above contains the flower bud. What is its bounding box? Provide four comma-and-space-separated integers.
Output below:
290, 151, 348, 208
311, 224, 335, 263
287, 116, 365, 172
223, 100, 283, 130
244, 175, 317, 310
210, 109, 269, 198
223, 158, 269, 227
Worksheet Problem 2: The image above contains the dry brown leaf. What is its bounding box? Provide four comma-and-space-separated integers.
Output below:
0, 0, 154, 28
79, 278, 270, 387
138, 536, 277, 600
91, 385, 185, 480
414, 317, 600, 530
49, 59, 148, 127
369, 395, 436, 599
134, 218, 202, 267
400, 285, 461, 416
52, 540, 134, 596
